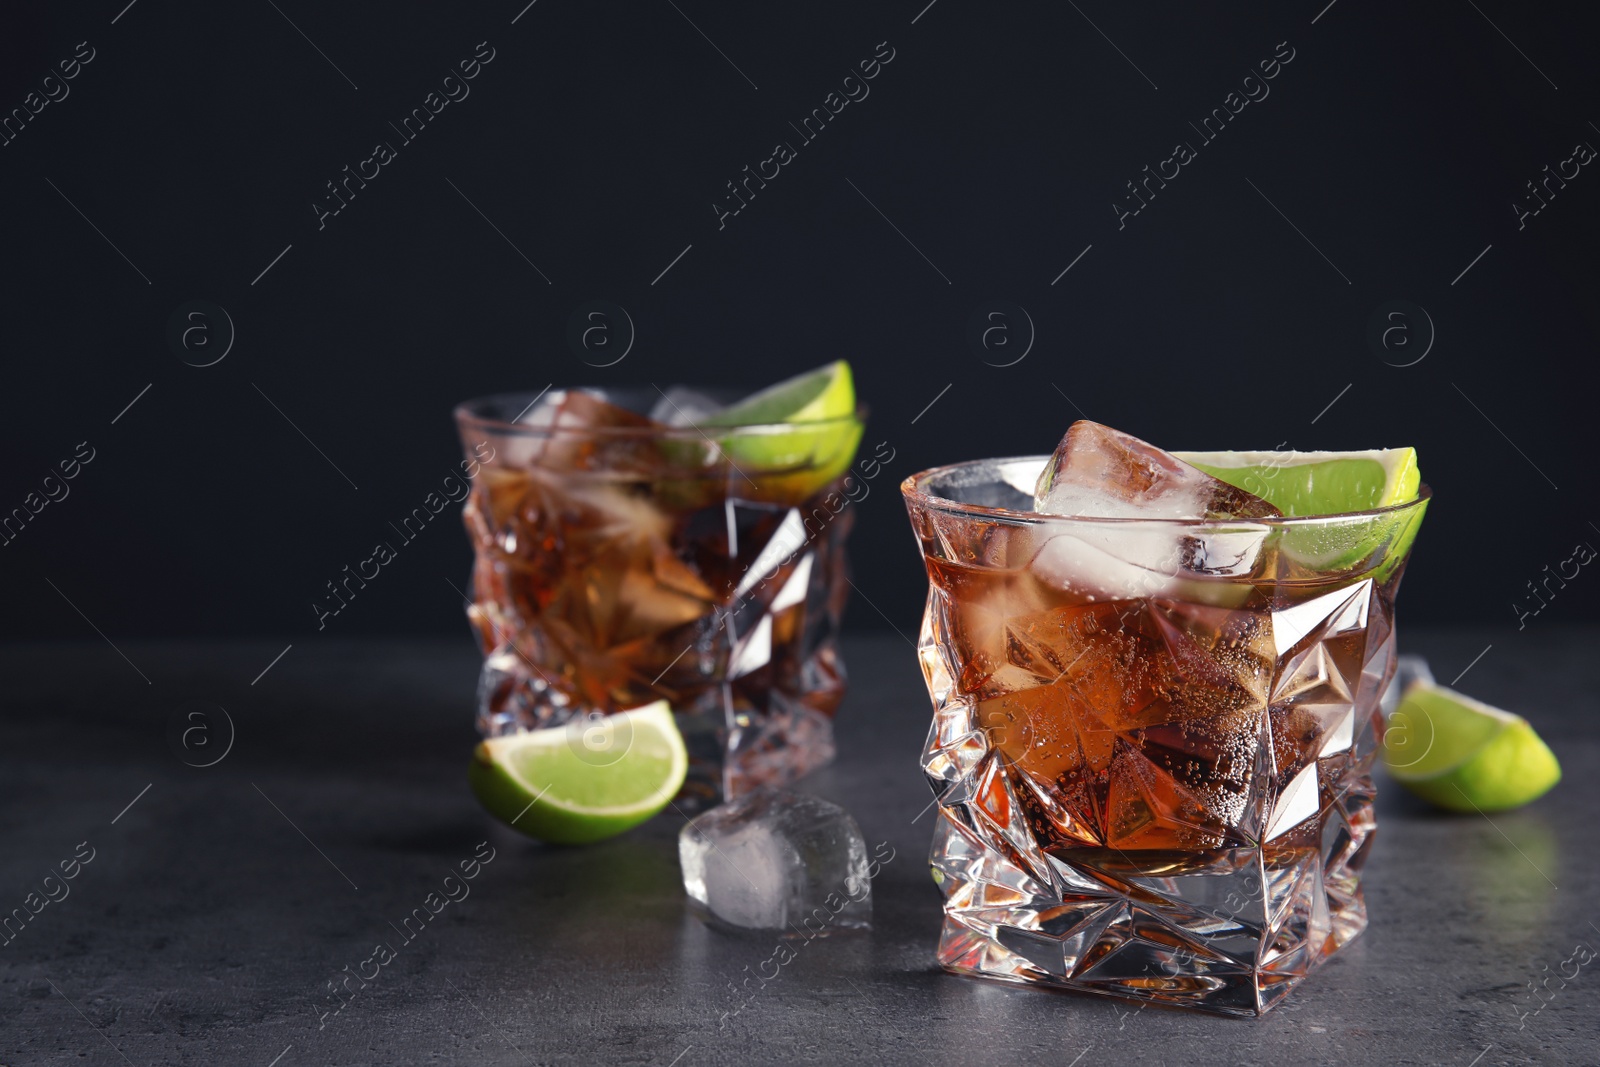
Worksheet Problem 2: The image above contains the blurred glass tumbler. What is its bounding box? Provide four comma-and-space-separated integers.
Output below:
902, 457, 1429, 1016
455, 388, 865, 806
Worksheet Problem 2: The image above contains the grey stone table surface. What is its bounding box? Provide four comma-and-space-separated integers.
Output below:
2, 629, 1596, 1066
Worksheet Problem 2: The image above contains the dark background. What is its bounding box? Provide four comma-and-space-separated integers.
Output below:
1, 1, 1592, 645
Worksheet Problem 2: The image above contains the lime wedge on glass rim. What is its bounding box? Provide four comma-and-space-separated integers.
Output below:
1176, 447, 1420, 516
701, 360, 862, 492
706, 359, 857, 433
468, 701, 687, 845
1175, 447, 1425, 574
1383, 681, 1561, 812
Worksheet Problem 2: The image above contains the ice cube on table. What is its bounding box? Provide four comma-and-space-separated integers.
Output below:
1380, 654, 1435, 717
1034, 421, 1281, 521
679, 790, 871, 934
648, 386, 724, 428
1027, 422, 1279, 602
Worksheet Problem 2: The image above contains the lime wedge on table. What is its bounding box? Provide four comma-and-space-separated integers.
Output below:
1384, 682, 1561, 812
1175, 447, 1425, 574
468, 701, 687, 844
702, 360, 862, 488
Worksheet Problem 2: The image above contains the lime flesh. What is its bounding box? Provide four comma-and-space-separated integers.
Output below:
1384, 682, 1560, 812
468, 701, 688, 844
705, 359, 856, 428
1175, 447, 1420, 516
702, 361, 861, 488
1175, 447, 1424, 575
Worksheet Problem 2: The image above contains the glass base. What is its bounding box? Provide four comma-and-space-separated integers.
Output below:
928, 780, 1375, 1017
677, 681, 840, 810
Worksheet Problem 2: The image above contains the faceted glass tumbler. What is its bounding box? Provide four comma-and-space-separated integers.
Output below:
901, 457, 1429, 1016
455, 389, 864, 807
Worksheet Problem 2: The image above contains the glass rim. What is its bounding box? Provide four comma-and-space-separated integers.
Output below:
454, 390, 867, 439
901, 455, 1433, 526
